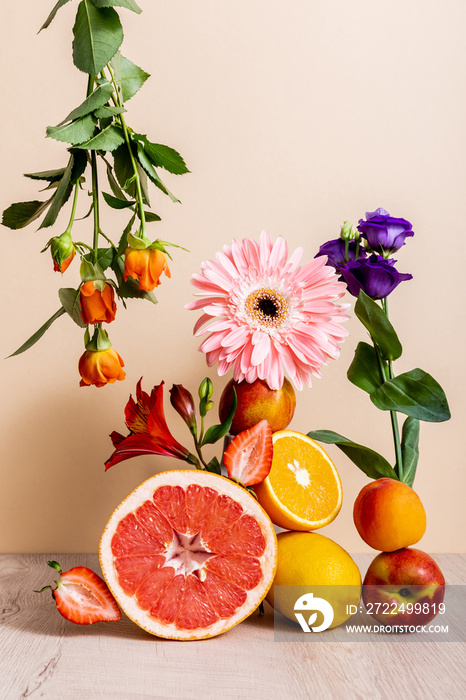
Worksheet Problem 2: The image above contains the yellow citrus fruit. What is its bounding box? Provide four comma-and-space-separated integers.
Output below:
267, 531, 361, 629
254, 430, 343, 530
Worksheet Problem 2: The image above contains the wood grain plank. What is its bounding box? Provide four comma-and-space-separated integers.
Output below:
0, 554, 464, 699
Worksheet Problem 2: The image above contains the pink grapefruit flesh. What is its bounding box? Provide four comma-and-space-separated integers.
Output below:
99, 470, 277, 640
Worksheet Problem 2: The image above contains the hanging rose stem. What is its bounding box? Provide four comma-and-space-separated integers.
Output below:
103, 64, 147, 238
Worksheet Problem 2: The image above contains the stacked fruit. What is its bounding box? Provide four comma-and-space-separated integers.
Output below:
220, 379, 363, 630
354, 478, 445, 626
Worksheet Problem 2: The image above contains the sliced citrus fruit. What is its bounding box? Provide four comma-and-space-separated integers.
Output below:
99, 470, 277, 640
254, 430, 342, 530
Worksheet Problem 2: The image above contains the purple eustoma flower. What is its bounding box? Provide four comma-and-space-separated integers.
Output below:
357, 208, 414, 255
315, 238, 366, 271
340, 254, 412, 300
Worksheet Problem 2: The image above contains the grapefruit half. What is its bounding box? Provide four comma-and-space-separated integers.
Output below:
99, 470, 277, 640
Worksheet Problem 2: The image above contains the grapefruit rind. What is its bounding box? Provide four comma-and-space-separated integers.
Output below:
99, 470, 277, 640
254, 431, 343, 531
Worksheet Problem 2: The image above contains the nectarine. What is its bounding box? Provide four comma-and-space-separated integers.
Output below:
353, 478, 426, 551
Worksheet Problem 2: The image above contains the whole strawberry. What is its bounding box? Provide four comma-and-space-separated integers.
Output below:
35, 560, 121, 625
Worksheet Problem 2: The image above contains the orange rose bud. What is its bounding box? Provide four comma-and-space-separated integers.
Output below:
80, 281, 117, 325
51, 232, 76, 273
78, 348, 126, 388
124, 247, 171, 291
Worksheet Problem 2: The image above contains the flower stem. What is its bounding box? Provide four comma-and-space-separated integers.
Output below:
382, 297, 404, 481
91, 151, 100, 263
103, 65, 147, 237
86, 74, 101, 264
64, 183, 79, 235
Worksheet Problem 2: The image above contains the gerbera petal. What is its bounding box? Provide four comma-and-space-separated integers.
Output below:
269, 236, 288, 270
221, 325, 251, 349
259, 230, 273, 267
250, 332, 271, 366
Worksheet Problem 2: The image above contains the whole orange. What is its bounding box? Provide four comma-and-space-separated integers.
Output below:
219, 378, 296, 435
353, 478, 426, 551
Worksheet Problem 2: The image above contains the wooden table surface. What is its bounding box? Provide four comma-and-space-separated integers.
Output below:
1, 553, 464, 700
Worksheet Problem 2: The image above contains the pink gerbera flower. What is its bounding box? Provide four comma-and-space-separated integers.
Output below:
186, 231, 349, 390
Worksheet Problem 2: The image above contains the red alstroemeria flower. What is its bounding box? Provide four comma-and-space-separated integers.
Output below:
105, 379, 198, 470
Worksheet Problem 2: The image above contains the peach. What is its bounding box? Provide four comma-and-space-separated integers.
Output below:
353, 477, 426, 551
218, 378, 295, 435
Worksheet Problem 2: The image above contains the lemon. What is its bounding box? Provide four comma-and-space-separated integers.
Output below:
267, 531, 361, 629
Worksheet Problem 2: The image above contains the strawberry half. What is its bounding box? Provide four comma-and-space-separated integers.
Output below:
36, 561, 121, 625
223, 419, 273, 487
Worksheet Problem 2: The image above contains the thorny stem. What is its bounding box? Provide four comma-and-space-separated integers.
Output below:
103, 64, 147, 237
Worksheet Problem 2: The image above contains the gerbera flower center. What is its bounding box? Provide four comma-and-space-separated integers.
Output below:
245, 288, 289, 329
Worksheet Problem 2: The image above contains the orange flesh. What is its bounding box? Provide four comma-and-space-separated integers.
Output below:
111, 484, 265, 631
270, 436, 340, 520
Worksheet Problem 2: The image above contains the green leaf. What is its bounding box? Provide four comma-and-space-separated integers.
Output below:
134, 134, 189, 175
144, 211, 161, 222
136, 143, 180, 203
58, 288, 86, 328
307, 430, 397, 480
113, 144, 150, 204
355, 290, 402, 361
347, 342, 383, 394
47, 114, 97, 145
102, 191, 135, 209
401, 417, 420, 487
93, 0, 142, 13
118, 276, 158, 304
39, 156, 74, 229
72, 0, 123, 75
94, 105, 126, 118
84, 247, 115, 271
2, 200, 51, 230
370, 368, 451, 422
205, 457, 221, 475
201, 390, 237, 446
110, 52, 150, 102
117, 214, 136, 255
78, 124, 125, 151
39, 0, 73, 32
24, 168, 66, 183
57, 83, 114, 125
7, 308, 66, 357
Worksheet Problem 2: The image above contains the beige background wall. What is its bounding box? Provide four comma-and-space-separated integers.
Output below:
1, 0, 464, 554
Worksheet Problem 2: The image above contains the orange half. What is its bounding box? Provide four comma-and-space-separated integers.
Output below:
254, 431, 343, 530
